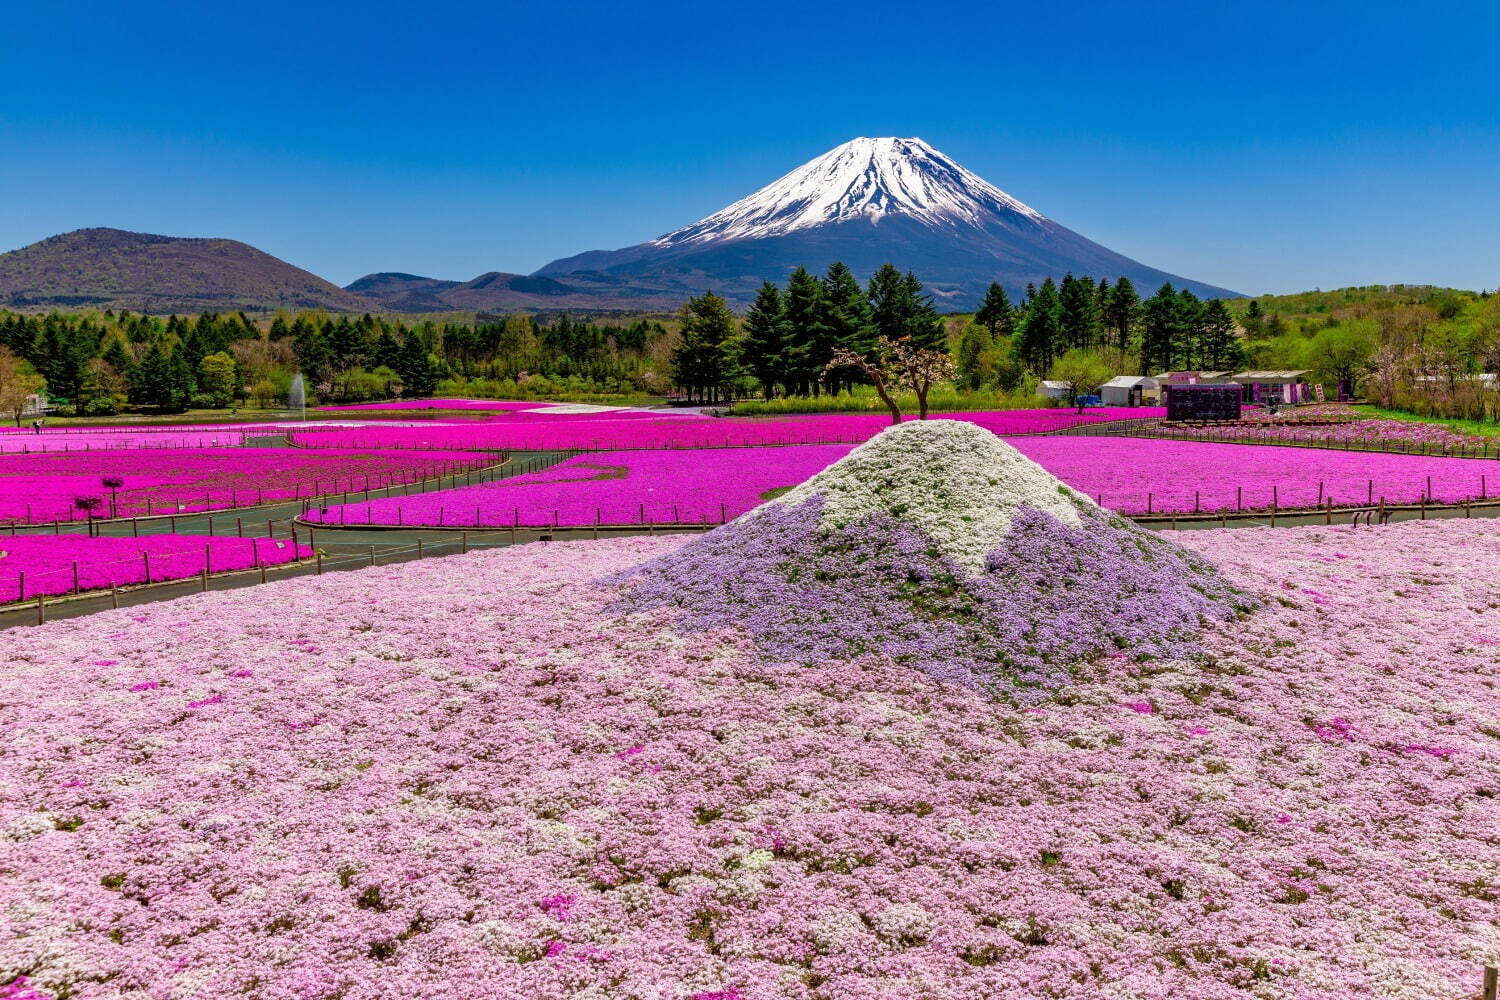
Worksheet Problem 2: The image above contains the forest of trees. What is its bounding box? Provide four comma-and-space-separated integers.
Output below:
670, 262, 946, 402
0, 310, 672, 414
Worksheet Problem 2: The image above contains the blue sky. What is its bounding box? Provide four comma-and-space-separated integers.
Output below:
2, 0, 1497, 295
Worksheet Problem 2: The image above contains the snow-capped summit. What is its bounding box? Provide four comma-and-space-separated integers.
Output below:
648, 137, 1045, 248
534, 137, 1239, 308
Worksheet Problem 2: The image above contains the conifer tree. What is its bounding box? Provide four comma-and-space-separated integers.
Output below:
1105, 276, 1140, 355
1016, 277, 1062, 374
820, 262, 875, 393
1058, 273, 1100, 350
868, 263, 945, 355
975, 282, 1014, 337
671, 291, 739, 404
740, 281, 790, 399
783, 267, 829, 396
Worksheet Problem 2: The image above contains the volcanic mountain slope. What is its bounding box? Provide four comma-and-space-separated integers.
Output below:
536, 136, 1241, 309
0, 228, 378, 314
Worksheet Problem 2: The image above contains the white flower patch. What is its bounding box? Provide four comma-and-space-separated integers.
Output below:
762, 420, 1089, 574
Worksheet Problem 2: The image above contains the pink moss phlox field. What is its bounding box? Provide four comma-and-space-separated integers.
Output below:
0, 448, 491, 524
0, 430, 254, 455
1008, 437, 1500, 512
307, 436, 1500, 527
1166, 403, 1492, 451
0, 535, 310, 602
1, 522, 1496, 998
302, 448, 850, 527
318, 398, 560, 413
286, 408, 1165, 452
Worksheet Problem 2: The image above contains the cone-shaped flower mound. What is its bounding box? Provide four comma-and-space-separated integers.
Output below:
611, 421, 1253, 697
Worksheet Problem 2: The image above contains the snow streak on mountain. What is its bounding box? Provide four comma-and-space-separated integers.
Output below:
648, 137, 1045, 247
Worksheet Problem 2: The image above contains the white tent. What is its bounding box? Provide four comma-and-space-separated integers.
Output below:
1098, 376, 1160, 407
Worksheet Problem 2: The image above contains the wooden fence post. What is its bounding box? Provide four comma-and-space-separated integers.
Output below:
72, 561, 79, 595
143, 552, 151, 585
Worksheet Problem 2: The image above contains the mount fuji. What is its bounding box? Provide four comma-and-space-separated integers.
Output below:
529, 137, 1239, 309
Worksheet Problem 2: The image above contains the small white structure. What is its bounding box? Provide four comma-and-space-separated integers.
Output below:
20, 394, 50, 419
1098, 375, 1161, 407
1035, 380, 1072, 401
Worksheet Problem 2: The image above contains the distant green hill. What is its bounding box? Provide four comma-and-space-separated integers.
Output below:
0, 228, 378, 314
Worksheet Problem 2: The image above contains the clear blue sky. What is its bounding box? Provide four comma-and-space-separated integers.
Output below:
2, 0, 1497, 296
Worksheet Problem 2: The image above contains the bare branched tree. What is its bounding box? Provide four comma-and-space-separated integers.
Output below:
823, 337, 957, 424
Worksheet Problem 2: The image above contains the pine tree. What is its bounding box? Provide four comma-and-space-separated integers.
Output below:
671, 291, 739, 403
1139, 284, 1182, 374
1197, 299, 1243, 369
820, 263, 875, 393
1105, 277, 1140, 355
975, 282, 1014, 337
1177, 290, 1205, 368
866, 263, 944, 355
740, 282, 790, 399
1016, 277, 1062, 374
1058, 274, 1100, 350
783, 267, 828, 396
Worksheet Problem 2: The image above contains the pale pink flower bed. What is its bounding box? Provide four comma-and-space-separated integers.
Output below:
0, 522, 1495, 998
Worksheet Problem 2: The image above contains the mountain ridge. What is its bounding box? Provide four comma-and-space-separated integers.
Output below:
0, 228, 378, 313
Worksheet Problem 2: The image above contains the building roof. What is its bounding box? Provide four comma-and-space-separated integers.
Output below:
1101, 375, 1158, 388
1038, 380, 1070, 390
1233, 370, 1311, 380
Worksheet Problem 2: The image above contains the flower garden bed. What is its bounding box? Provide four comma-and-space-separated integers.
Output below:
0, 448, 495, 524
1009, 437, 1500, 513
0, 515, 1493, 998
0, 535, 311, 603
300, 447, 850, 527
300, 435, 1500, 528
286, 407, 1167, 453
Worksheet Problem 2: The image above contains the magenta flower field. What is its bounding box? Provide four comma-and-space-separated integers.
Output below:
301, 436, 1500, 528
0, 448, 494, 524
1009, 437, 1500, 512
0, 517, 1494, 998
287, 407, 1166, 452
0, 535, 310, 602
302, 447, 851, 527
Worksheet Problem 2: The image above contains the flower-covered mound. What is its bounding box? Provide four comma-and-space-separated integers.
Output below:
1, 520, 1497, 999
612, 422, 1250, 696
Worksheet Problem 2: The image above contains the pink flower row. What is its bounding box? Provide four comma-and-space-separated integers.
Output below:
303, 438, 1500, 528
287, 408, 1165, 452
0, 535, 310, 603
0, 448, 495, 524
